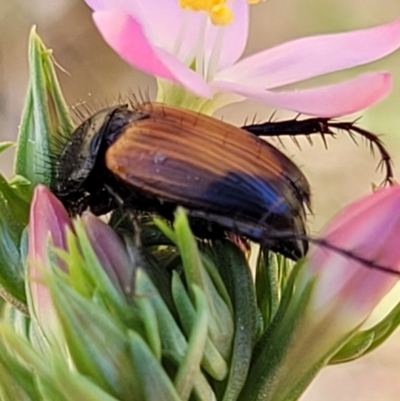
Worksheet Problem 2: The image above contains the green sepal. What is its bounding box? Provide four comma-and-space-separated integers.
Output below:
330, 298, 400, 363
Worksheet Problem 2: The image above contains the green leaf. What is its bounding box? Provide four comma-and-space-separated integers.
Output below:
238, 261, 315, 401
0, 142, 14, 154
211, 241, 258, 401
0, 173, 30, 225
0, 216, 26, 304
173, 208, 234, 360
50, 281, 138, 400
0, 342, 40, 401
0, 325, 66, 399
172, 272, 228, 380
255, 251, 281, 329
174, 286, 209, 401
129, 331, 181, 401
136, 270, 214, 399
8, 175, 33, 203
52, 363, 121, 401
135, 297, 162, 360
136, 269, 188, 363
15, 27, 72, 186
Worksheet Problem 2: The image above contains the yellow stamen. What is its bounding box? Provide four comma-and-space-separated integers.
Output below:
179, 0, 220, 12
179, 0, 262, 26
209, 4, 234, 25
179, 0, 231, 26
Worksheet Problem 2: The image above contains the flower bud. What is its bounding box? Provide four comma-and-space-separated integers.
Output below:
28, 184, 72, 335
305, 184, 400, 330
243, 185, 400, 401
80, 211, 135, 295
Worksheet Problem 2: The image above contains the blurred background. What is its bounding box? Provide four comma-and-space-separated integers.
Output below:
2, 0, 400, 399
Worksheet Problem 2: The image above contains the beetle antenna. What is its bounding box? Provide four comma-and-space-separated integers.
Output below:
265, 230, 400, 277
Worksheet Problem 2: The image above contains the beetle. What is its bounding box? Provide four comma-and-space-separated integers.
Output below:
51, 101, 393, 261
51, 102, 311, 260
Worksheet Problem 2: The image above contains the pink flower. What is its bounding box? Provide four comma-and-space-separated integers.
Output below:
305, 184, 400, 329
84, 0, 400, 117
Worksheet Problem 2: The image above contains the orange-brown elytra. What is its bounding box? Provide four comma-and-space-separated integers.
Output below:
52, 102, 311, 260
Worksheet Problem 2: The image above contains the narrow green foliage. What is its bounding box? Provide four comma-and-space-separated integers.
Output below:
0, 142, 14, 154
0, 178, 29, 304
173, 209, 234, 360
330, 298, 400, 363
128, 332, 182, 401
174, 286, 209, 401
50, 281, 138, 401
210, 241, 258, 401
172, 272, 228, 380
15, 27, 72, 186
255, 251, 280, 329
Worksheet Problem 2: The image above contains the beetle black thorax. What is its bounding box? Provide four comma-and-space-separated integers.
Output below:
51, 105, 149, 215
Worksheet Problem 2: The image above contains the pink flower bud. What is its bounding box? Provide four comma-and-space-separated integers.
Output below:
306, 184, 400, 329
247, 186, 400, 401
28, 185, 72, 333
81, 212, 134, 295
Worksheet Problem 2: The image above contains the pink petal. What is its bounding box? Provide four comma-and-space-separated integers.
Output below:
83, 0, 108, 10
217, 18, 400, 89
213, 72, 391, 117
120, 0, 187, 53
116, 0, 248, 70
93, 9, 212, 97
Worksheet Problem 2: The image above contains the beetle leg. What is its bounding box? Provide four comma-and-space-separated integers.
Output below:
104, 184, 142, 248
243, 118, 394, 186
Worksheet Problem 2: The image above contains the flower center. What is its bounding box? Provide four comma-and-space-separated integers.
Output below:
179, 0, 265, 25
179, 0, 233, 25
